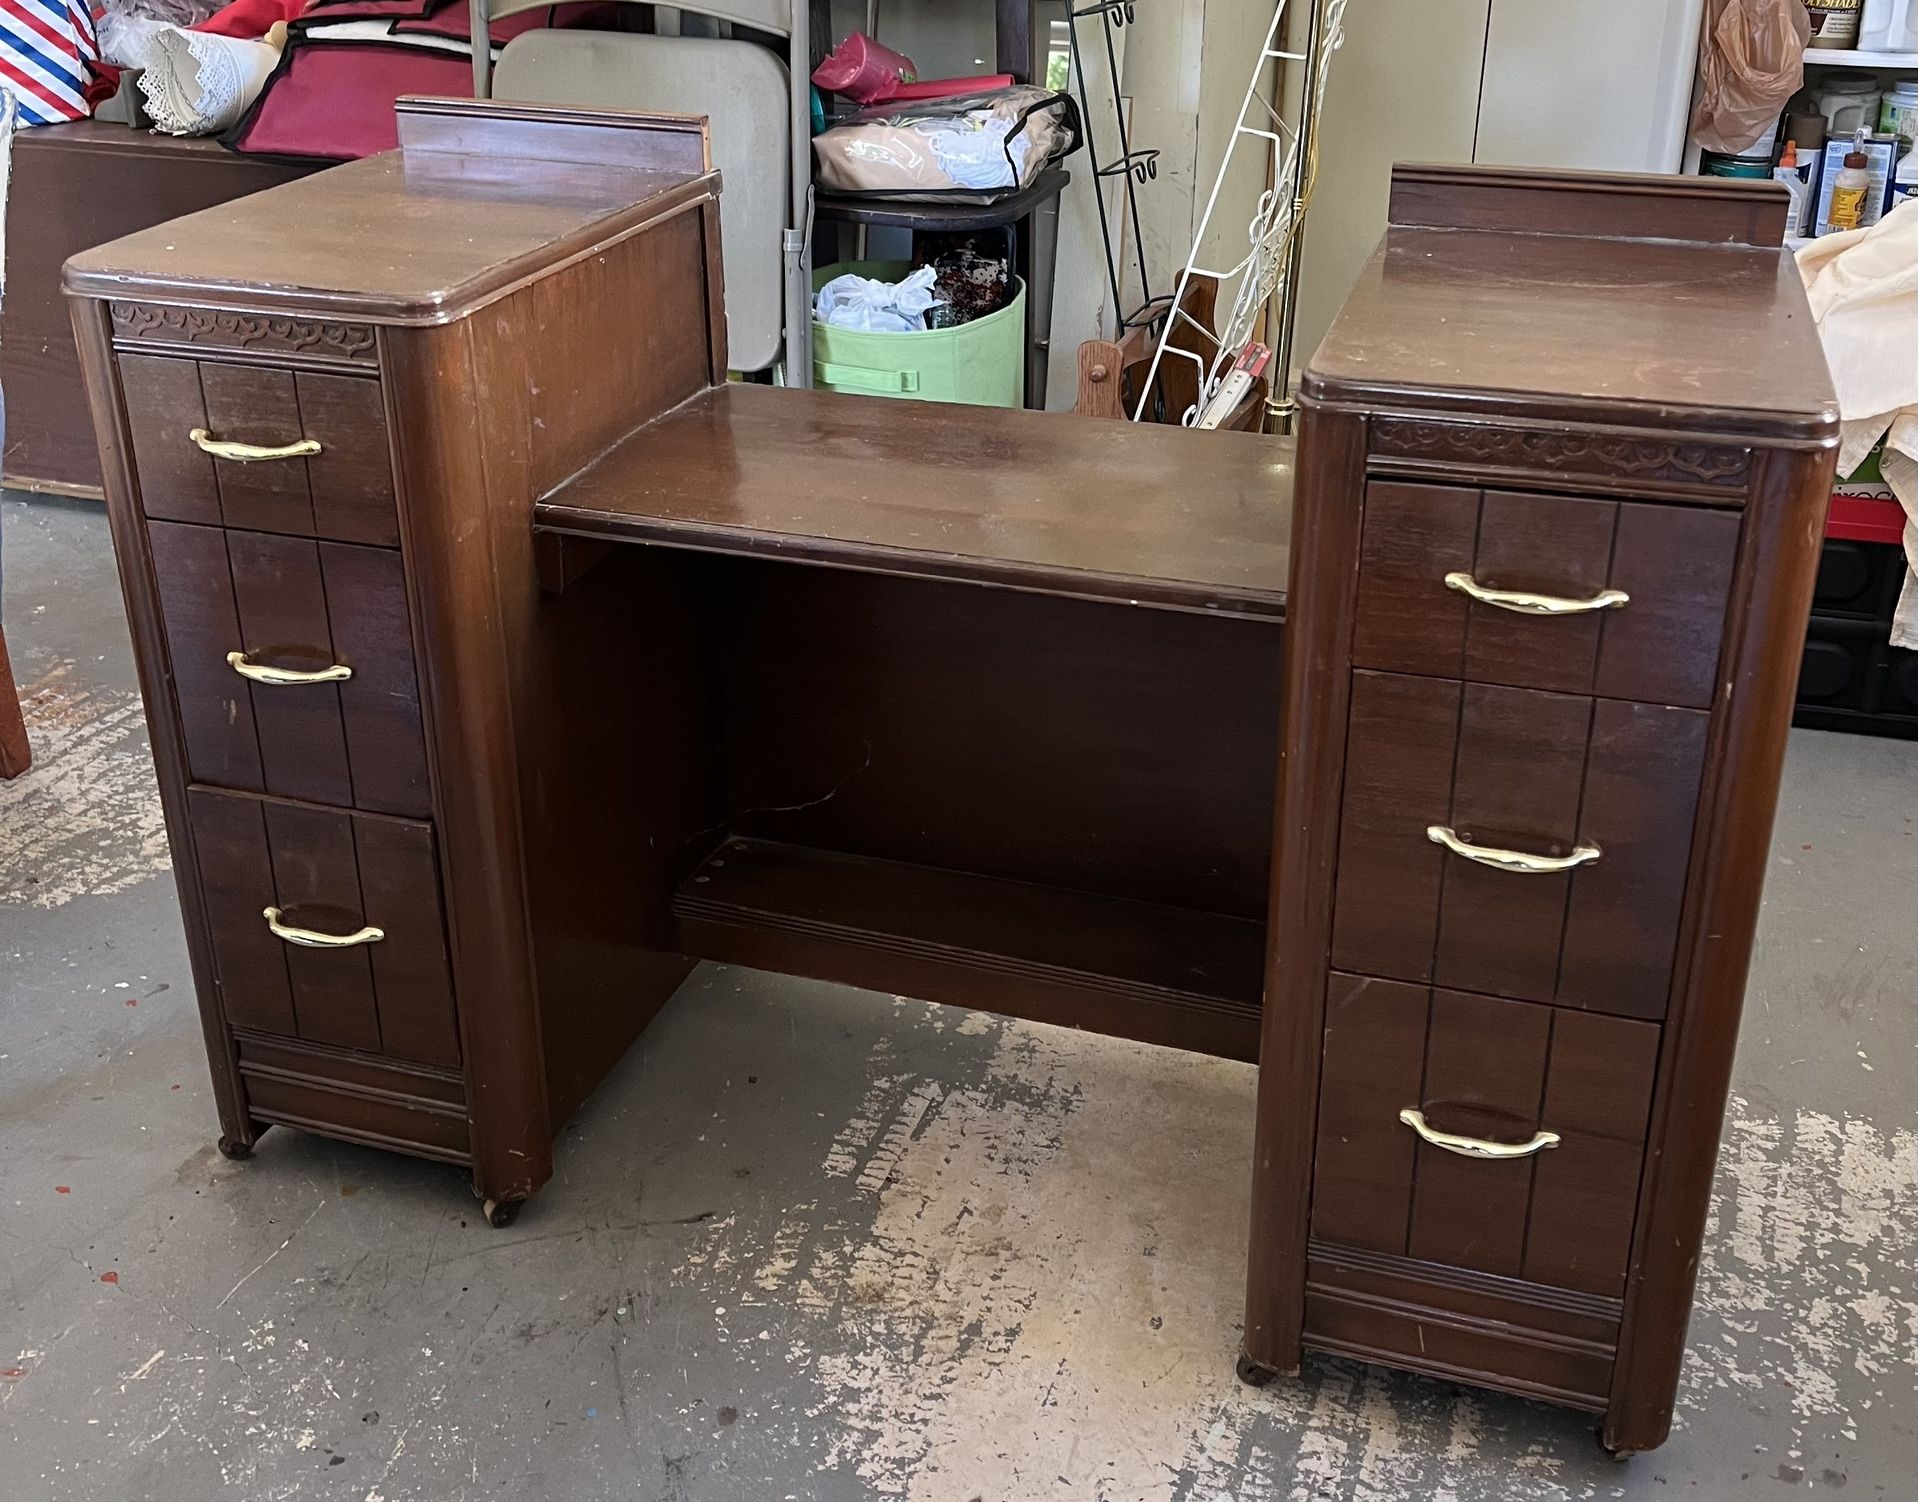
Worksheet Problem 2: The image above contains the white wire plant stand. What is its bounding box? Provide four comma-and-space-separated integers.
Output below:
1131, 0, 1349, 428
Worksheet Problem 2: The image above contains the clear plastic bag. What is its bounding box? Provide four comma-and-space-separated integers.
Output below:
1690, 0, 1810, 155
99, 0, 223, 68
812, 86, 1082, 202
814, 266, 943, 333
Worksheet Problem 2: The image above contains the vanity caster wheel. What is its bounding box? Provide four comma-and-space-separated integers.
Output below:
216, 1135, 254, 1161
482, 1198, 521, 1229
1235, 1352, 1279, 1389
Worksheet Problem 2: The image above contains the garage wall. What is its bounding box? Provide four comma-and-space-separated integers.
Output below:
1280, 0, 1491, 399
1283, 0, 1707, 394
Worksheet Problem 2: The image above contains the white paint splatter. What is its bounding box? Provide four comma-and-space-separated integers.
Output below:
0, 664, 169, 909
1684, 1098, 1917, 1447
668, 1012, 1914, 1502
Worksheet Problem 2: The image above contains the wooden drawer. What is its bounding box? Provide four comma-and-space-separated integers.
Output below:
233, 1033, 469, 1164
1302, 1243, 1622, 1413
186, 787, 461, 1069
1310, 972, 1660, 1299
1331, 670, 1707, 1019
1352, 482, 1739, 710
149, 521, 430, 818
122, 354, 398, 545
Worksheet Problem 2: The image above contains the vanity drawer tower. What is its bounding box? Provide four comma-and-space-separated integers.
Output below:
65, 100, 727, 1224
1243, 166, 1839, 1454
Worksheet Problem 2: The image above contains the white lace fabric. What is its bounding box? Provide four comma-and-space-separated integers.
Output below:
138, 24, 284, 137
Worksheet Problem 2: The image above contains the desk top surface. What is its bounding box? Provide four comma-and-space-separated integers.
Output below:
535, 385, 1294, 619
63, 99, 717, 325
1304, 165, 1839, 444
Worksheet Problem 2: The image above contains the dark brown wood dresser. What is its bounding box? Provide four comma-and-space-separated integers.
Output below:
1241, 166, 1839, 1454
64, 98, 730, 1224
2, 124, 313, 497
67, 124, 1836, 1455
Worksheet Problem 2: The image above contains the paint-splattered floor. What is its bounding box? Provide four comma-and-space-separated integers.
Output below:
2, 493, 1913, 1501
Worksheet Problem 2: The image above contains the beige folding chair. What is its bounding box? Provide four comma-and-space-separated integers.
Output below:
469, 1, 812, 381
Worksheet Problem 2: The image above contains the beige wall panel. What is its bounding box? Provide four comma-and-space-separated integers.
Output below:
1475, 0, 1704, 174
1195, 2, 1281, 283
1286, 0, 1490, 389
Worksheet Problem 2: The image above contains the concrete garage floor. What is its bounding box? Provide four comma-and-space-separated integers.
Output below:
1, 491, 1913, 1501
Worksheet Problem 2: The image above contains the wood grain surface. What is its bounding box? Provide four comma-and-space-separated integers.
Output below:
534, 383, 1295, 619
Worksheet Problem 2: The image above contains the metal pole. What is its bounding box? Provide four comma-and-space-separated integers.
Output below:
785, 0, 815, 385
470, 0, 491, 97
1265, 0, 1325, 435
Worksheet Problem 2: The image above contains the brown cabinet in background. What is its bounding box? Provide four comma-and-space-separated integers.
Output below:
0, 126, 313, 497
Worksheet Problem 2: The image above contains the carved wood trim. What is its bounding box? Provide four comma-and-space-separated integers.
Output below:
110, 303, 379, 369
1369, 417, 1751, 500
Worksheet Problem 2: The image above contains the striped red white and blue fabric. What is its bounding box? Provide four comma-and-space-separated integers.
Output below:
0, 0, 101, 126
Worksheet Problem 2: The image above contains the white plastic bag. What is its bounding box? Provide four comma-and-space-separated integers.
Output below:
931, 115, 1029, 190
813, 266, 944, 333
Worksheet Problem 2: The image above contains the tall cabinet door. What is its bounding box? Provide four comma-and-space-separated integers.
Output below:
1475, 0, 1705, 175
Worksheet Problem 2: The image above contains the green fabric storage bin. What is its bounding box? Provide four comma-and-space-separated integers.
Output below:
811, 261, 1025, 408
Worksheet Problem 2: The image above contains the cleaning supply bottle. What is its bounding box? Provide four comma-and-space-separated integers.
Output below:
1893, 141, 1918, 207
1773, 141, 1812, 235
1828, 132, 1873, 230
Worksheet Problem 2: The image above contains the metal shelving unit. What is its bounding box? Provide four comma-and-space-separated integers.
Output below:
1801, 46, 1918, 68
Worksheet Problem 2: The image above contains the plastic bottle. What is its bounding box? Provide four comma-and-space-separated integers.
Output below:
1893, 142, 1918, 207
1881, 81, 1918, 147
1775, 141, 1813, 234
1828, 135, 1874, 229
1859, 0, 1918, 53
1817, 75, 1882, 137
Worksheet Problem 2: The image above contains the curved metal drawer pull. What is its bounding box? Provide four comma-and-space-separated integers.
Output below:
190, 427, 321, 463
226, 650, 352, 687
1443, 571, 1628, 616
1400, 1108, 1560, 1160
1427, 824, 1601, 874
263, 906, 384, 949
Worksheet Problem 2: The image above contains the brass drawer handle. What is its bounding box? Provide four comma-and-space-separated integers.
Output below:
190, 427, 321, 463
1427, 824, 1600, 874
1400, 1107, 1560, 1160
1443, 571, 1628, 616
226, 650, 352, 686
263, 906, 384, 948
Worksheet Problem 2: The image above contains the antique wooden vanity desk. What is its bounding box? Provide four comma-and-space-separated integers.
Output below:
65, 102, 1835, 1455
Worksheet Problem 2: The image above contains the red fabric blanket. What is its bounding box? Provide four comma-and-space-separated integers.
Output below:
219, 1, 617, 161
